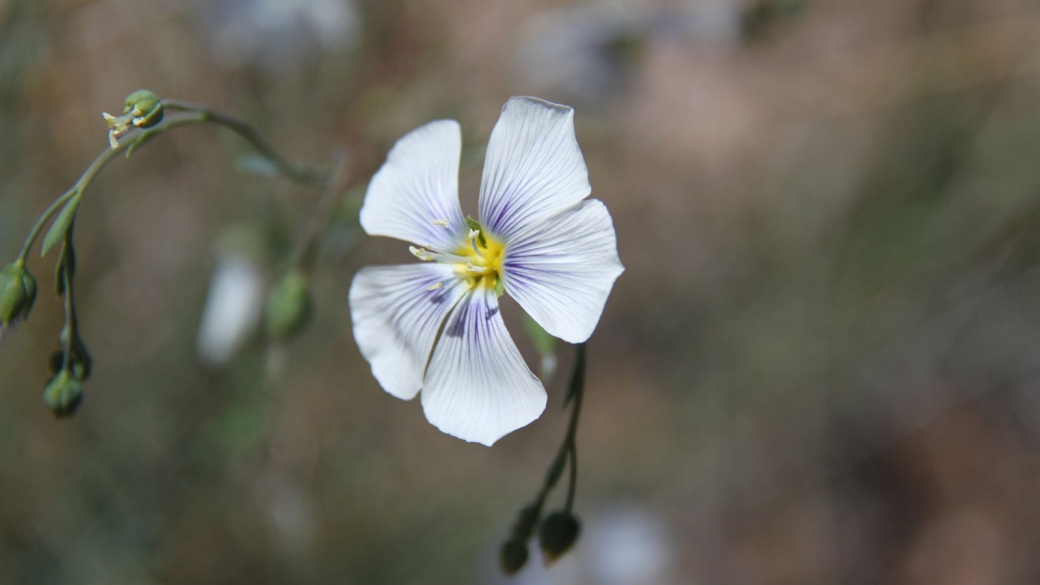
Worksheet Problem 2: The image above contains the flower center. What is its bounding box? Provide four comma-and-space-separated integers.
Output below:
454, 229, 505, 290
409, 220, 506, 292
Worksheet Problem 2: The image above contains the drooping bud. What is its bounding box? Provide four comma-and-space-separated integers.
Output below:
499, 539, 530, 576
43, 370, 84, 418
0, 262, 37, 329
265, 270, 313, 341
123, 90, 164, 128
537, 511, 581, 564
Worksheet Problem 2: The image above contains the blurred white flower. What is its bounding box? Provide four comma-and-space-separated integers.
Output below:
516, 1, 741, 105
350, 97, 624, 446
207, 0, 361, 71
197, 254, 265, 366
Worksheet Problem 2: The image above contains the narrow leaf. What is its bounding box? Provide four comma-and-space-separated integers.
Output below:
41, 196, 80, 257
234, 154, 280, 177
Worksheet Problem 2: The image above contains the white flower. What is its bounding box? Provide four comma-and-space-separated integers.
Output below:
350, 97, 624, 446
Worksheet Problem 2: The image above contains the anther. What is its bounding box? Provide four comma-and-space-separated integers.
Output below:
433, 219, 451, 228
427, 282, 445, 291
409, 246, 435, 261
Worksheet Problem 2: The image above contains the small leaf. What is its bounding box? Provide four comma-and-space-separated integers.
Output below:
41, 196, 80, 257
234, 154, 280, 177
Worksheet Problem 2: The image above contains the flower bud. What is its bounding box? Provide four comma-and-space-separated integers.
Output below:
265, 270, 313, 341
0, 262, 37, 329
499, 539, 530, 575
537, 511, 581, 564
43, 370, 84, 418
123, 90, 163, 128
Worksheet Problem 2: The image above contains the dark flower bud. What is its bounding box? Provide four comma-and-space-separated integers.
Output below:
265, 270, 313, 341
0, 262, 37, 329
538, 511, 581, 564
499, 539, 529, 576
43, 370, 84, 419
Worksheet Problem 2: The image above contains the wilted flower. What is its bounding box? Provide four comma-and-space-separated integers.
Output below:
350, 96, 624, 445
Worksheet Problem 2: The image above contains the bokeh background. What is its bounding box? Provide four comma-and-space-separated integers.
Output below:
3, 0, 1040, 583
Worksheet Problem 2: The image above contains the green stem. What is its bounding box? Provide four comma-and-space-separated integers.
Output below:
564, 442, 578, 512
17, 189, 76, 263
60, 229, 77, 372
162, 99, 325, 185
532, 343, 587, 512
562, 344, 585, 511
292, 150, 350, 271
17, 101, 324, 262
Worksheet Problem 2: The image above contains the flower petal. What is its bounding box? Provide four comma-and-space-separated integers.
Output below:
478, 97, 591, 241
422, 287, 547, 446
360, 120, 467, 250
349, 263, 467, 400
502, 199, 624, 343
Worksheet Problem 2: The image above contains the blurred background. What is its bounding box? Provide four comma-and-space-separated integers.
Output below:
3, 0, 1040, 583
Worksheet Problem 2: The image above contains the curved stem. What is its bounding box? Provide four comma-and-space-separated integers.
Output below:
17, 102, 324, 262
17, 189, 76, 263
162, 99, 325, 185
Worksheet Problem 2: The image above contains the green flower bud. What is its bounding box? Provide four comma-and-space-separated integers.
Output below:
123, 90, 163, 128
538, 511, 581, 564
265, 270, 313, 341
499, 539, 530, 576
43, 370, 84, 418
0, 262, 37, 329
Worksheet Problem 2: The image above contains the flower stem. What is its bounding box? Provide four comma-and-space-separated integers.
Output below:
562, 343, 585, 511
162, 99, 325, 185
60, 230, 77, 372
16, 101, 325, 263
291, 150, 351, 272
